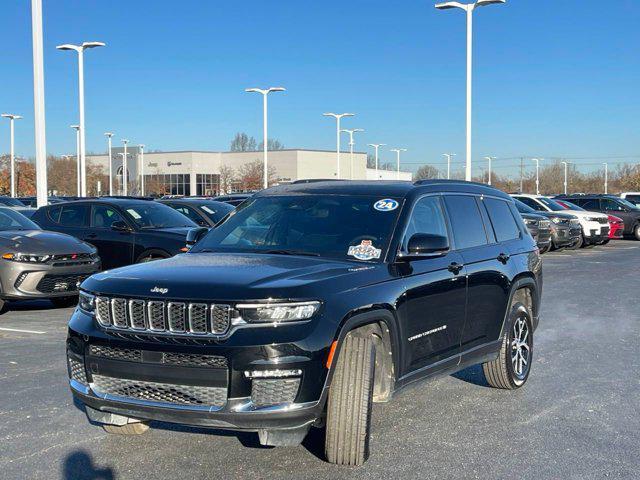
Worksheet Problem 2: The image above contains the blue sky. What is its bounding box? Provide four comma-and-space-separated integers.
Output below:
0, 0, 638, 176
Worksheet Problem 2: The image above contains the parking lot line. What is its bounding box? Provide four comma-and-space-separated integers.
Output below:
0, 327, 46, 335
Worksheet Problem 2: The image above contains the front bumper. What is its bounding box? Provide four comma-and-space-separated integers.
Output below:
66, 309, 332, 432
0, 260, 100, 299
550, 224, 581, 247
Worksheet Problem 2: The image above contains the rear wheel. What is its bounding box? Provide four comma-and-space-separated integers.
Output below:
102, 422, 149, 435
483, 302, 533, 389
325, 334, 375, 466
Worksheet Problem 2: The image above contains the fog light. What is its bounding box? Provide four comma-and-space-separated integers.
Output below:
67, 355, 88, 385
244, 369, 302, 379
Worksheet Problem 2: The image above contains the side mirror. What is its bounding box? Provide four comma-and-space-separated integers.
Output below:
111, 221, 131, 232
405, 233, 449, 258
186, 227, 209, 247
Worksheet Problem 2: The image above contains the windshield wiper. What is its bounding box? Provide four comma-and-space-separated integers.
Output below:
263, 249, 321, 257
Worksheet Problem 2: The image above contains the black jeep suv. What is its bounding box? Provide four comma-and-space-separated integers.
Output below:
67, 180, 542, 466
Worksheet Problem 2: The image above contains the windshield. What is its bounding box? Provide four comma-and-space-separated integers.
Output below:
124, 203, 198, 229
617, 198, 640, 210
0, 197, 28, 207
0, 208, 40, 230
200, 202, 235, 222
190, 195, 403, 262
514, 199, 537, 214
537, 197, 566, 212
556, 200, 585, 211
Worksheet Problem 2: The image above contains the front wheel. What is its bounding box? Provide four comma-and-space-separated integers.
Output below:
634, 224, 640, 241
483, 302, 533, 389
325, 334, 375, 466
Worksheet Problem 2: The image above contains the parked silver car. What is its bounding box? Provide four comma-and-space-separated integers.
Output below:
0, 207, 100, 310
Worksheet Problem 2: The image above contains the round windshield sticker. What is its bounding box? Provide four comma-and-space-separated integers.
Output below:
374, 199, 399, 212
348, 240, 382, 261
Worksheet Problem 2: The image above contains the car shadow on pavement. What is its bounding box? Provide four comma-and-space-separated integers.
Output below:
62, 450, 114, 480
450, 364, 490, 388
0, 299, 71, 315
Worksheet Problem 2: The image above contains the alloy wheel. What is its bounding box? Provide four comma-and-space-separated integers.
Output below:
511, 316, 531, 381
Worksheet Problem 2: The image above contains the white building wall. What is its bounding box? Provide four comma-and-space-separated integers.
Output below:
366, 168, 413, 181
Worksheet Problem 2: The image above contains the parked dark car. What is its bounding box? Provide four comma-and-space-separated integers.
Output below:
68, 180, 542, 466
18, 196, 66, 208
157, 198, 234, 227
0, 207, 100, 310
212, 193, 254, 206
555, 194, 640, 240
513, 199, 581, 250
519, 212, 552, 253
31, 198, 198, 270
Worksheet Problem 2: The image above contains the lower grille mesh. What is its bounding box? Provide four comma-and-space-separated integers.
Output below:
251, 378, 300, 407
88, 345, 227, 368
68, 356, 88, 385
91, 375, 227, 407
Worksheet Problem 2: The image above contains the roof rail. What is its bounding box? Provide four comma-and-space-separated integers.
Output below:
413, 179, 488, 187
99, 195, 155, 201
291, 179, 346, 184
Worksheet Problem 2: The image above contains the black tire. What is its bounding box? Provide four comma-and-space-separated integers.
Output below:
51, 296, 78, 308
0, 299, 5, 313
136, 250, 170, 264
325, 334, 375, 466
538, 244, 550, 254
567, 235, 583, 250
600, 238, 610, 246
483, 302, 533, 390
102, 422, 149, 435
634, 224, 640, 241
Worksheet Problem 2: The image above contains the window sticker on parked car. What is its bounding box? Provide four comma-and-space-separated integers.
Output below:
347, 240, 382, 260
373, 199, 399, 212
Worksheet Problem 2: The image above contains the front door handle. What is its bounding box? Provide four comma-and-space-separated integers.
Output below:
448, 262, 464, 275
86, 233, 98, 239
497, 253, 511, 264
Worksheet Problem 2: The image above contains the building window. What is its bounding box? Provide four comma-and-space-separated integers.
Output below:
196, 174, 221, 196
144, 174, 191, 196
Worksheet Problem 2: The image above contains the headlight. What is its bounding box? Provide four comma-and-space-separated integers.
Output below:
524, 218, 537, 226
236, 301, 320, 323
78, 291, 95, 313
2, 252, 52, 263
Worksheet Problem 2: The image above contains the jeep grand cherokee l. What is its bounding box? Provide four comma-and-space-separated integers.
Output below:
67, 180, 542, 466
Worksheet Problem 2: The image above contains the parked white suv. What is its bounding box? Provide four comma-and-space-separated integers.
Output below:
511, 194, 610, 247
620, 192, 640, 206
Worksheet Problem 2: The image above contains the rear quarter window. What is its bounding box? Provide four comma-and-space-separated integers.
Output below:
443, 195, 488, 250
483, 198, 521, 242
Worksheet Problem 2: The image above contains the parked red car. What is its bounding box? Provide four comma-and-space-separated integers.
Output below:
607, 214, 624, 239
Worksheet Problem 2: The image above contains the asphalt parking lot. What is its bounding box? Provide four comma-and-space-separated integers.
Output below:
1, 241, 639, 480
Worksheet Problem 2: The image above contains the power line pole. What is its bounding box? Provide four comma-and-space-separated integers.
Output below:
519, 157, 524, 192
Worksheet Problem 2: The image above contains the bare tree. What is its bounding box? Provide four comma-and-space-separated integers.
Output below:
230, 133, 257, 152
236, 159, 276, 191
258, 138, 285, 151
414, 164, 440, 180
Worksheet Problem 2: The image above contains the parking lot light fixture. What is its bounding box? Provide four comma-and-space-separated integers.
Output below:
245, 87, 286, 189
442, 153, 457, 179
104, 133, 114, 196
435, 0, 506, 181
323, 113, 354, 178
390, 148, 408, 180
368, 144, 386, 180
1, 114, 23, 197
56, 41, 105, 197
561, 161, 569, 195
139, 145, 145, 196
531, 157, 541, 195
70, 125, 81, 196
603, 162, 608, 194
121, 139, 129, 196
484, 156, 496, 185
341, 128, 365, 179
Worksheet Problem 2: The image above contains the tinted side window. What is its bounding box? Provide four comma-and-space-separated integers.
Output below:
517, 197, 544, 211
47, 206, 62, 223
91, 205, 125, 228
444, 195, 488, 250
484, 198, 520, 242
579, 199, 600, 210
402, 196, 448, 251
59, 204, 89, 227
174, 205, 204, 224
601, 199, 624, 211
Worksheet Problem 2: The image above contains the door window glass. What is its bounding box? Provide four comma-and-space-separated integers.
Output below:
444, 195, 488, 250
484, 198, 520, 242
517, 197, 544, 211
59, 205, 89, 227
92, 205, 125, 228
580, 199, 601, 210
402, 196, 448, 251
601, 199, 625, 211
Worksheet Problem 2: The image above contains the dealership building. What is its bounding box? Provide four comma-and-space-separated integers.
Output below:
87, 148, 413, 196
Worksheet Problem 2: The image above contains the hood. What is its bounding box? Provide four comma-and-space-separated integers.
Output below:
146, 226, 194, 237
82, 252, 387, 301
541, 212, 577, 220
562, 210, 608, 220
521, 212, 546, 221
0, 229, 95, 254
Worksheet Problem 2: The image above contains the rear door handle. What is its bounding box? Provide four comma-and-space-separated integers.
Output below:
448, 262, 464, 275
497, 253, 511, 264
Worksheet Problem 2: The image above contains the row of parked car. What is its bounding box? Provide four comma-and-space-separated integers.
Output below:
0, 188, 638, 311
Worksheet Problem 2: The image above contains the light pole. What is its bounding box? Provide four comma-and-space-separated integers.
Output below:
531, 157, 541, 195
561, 161, 569, 195
341, 128, 364, 179
368, 144, 386, 180
245, 87, 286, 189
121, 139, 129, 196
104, 132, 114, 196
56, 41, 105, 197
323, 113, 354, 178
484, 156, 496, 185
32, 0, 48, 208
603, 162, 608, 194
390, 148, 407, 180
1, 114, 23, 197
139, 145, 145, 196
70, 125, 81, 196
117, 153, 131, 196
435, 0, 506, 181
442, 153, 457, 179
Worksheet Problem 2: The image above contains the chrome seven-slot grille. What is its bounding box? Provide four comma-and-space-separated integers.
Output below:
95, 297, 231, 336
